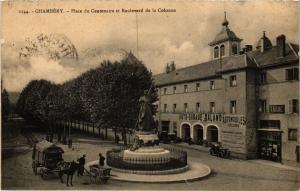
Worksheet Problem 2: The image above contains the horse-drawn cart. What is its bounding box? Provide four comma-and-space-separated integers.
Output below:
32, 140, 64, 178
89, 165, 111, 184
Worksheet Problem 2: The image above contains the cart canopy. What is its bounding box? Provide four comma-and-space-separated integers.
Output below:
35, 140, 64, 154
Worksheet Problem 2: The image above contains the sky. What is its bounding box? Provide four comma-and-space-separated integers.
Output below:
1, 1, 299, 92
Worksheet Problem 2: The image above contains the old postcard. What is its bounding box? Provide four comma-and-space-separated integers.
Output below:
1, 0, 299, 190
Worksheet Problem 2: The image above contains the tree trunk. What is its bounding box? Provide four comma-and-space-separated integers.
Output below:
114, 127, 117, 143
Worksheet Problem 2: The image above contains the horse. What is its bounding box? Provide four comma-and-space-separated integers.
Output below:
57, 161, 80, 187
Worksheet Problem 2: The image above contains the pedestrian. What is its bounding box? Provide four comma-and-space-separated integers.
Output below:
98, 153, 105, 168
295, 145, 299, 163
77, 154, 86, 176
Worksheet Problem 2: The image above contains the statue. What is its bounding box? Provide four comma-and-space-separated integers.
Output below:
136, 89, 156, 133
131, 88, 158, 151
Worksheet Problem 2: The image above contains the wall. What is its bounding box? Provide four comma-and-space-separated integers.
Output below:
259, 64, 299, 161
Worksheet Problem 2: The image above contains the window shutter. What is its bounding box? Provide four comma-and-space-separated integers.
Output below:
294, 68, 299, 80
288, 100, 292, 113
286, 69, 289, 80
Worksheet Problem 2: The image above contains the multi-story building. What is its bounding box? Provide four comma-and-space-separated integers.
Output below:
154, 14, 299, 163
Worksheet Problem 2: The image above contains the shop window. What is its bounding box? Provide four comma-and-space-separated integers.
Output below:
232, 44, 238, 55
230, 75, 237, 87
210, 81, 215, 90
289, 99, 299, 113
230, 100, 237, 114
173, 104, 177, 113
196, 83, 200, 91
220, 45, 225, 57
214, 46, 219, 58
163, 88, 167, 95
288, 129, 297, 141
260, 71, 267, 84
161, 121, 170, 132
260, 100, 267, 113
184, 85, 188, 93
210, 102, 215, 113
163, 104, 167, 112
196, 102, 201, 112
173, 86, 176, 94
184, 103, 188, 113
286, 68, 299, 81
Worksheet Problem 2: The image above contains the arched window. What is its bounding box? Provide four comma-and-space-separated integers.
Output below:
232, 44, 238, 55
220, 45, 225, 56
214, 46, 219, 58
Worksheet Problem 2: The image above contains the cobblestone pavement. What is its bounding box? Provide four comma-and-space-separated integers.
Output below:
2, 134, 300, 190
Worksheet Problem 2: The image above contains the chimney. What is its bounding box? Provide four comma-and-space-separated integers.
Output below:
166, 64, 170, 73
169, 61, 176, 71
276, 34, 286, 57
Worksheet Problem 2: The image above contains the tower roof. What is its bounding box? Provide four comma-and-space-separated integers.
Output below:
209, 12, 242, 46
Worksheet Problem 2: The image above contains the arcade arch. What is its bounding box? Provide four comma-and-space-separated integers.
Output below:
206, 124, 220, 143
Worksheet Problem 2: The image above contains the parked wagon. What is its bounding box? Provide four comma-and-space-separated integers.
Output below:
32, 140, 64, 178
89, 165, 111, 184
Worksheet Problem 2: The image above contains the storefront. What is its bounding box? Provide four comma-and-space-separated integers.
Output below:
258, 120, 282, 162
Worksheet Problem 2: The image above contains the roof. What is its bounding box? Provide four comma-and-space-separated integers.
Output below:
209, 27, 242, 46
209, 12, 242, 46
154, 43, 299, 87
248, 43, 299, 68
35, 140, 64, 153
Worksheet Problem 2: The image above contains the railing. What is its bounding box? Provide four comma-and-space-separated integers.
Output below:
106, 147, 187, 171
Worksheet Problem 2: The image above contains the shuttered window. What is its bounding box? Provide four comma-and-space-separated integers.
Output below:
288, 99, 299, 113
286, 68, 299, 81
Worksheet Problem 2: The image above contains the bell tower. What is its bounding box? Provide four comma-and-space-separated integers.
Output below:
209, 12, 243, 60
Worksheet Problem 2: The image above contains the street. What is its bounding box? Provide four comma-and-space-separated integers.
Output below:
2, 132, 300, 190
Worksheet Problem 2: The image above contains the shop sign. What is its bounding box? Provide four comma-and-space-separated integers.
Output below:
179, 112, 246, 126
269, 105, 285, 113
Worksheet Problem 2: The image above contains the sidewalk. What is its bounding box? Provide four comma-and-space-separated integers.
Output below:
170, 142, 300, 172
249, 159, 300, 172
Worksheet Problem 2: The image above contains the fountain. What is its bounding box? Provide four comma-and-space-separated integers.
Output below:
106, 89, 188, 175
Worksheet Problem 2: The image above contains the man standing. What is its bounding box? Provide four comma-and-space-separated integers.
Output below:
77, 154, 86, 176
98, 153, 105, 167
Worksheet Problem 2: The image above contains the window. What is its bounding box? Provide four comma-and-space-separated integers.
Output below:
230, 75, 237, 87
184, 85, 188, 93
184, 103, 188, 112
214, 46, 219, 58
210, 102, 215, 113
288, 129, 297, 141
220, 45, 225, 57
286, 68, 299, 81
173, 104, 177, 113
289, 99, 299, 113
260, 100, 267, 113
260, 71, 267, 84
230, 100, 237, 114
210, 81, 215, 90
163, 104, 167, 112
232, 44, 238, 55
196, 83, 200, 91
173, 86, 176, 94
163, 88, 167, 95
196, 102, 201, 112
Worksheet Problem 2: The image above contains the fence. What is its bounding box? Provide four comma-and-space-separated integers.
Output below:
106, 146, 187, 171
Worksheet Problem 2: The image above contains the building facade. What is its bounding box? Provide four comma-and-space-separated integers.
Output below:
154, 14, 299, 162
